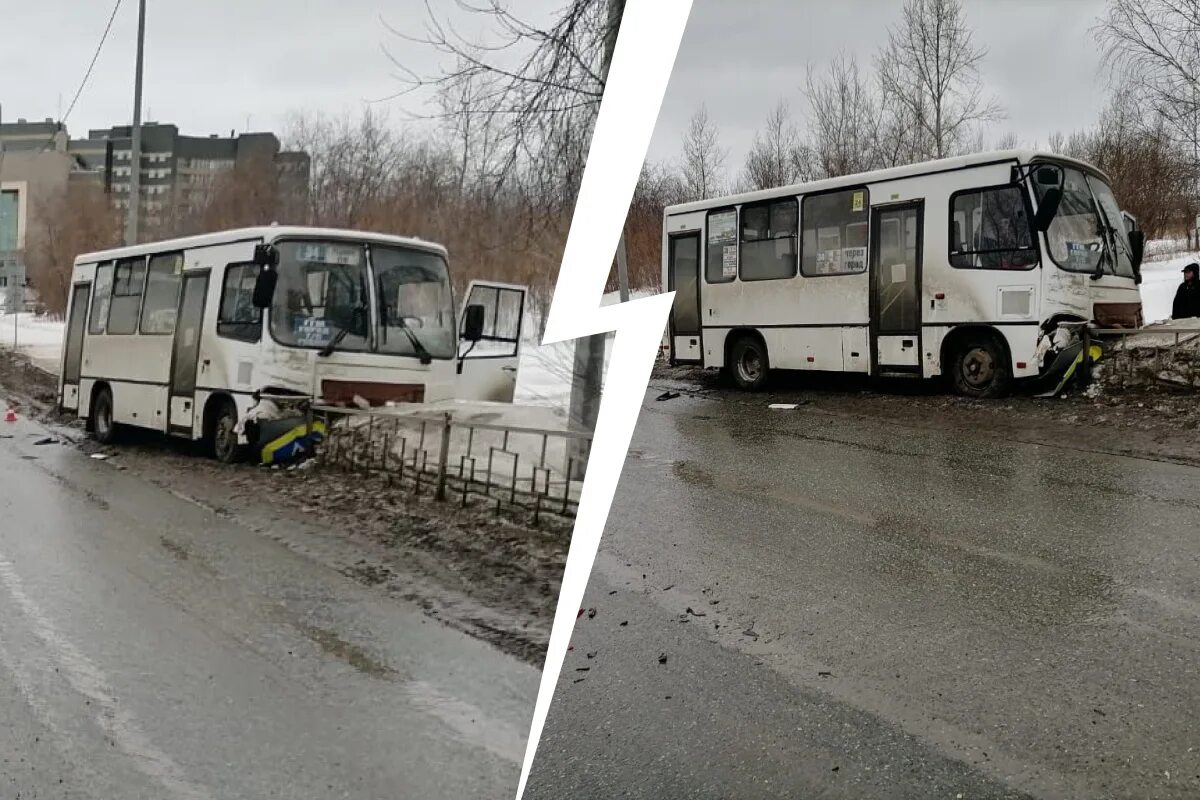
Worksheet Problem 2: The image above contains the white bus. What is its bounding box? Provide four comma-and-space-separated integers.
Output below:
662, 150, 1146, 397
57, 226, 527, 460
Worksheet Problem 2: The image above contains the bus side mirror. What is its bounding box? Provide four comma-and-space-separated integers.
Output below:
253, 244, 279, 268
1129, 229, 1145, 284
1033, 187, 1062, 232
462, 304, 486, 343
252, 267, 278, 309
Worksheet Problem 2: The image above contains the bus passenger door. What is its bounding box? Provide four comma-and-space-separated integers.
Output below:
870, 202, 923, 376
667, 231, 702, 364
59, 282, 92, 412
456, 280, 527, 403
168, 271, 210, 435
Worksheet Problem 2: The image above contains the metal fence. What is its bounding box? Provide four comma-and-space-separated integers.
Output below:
310, 405, 590, 522
1084, 325, 1200, 389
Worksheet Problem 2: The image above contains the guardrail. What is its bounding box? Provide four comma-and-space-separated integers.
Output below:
308, 404, 590, 523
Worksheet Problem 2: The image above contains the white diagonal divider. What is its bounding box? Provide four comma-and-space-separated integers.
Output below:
516, 1, 693, 797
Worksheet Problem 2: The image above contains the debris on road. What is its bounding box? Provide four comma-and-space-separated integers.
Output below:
685, 606, 706, 617
657, 653, 668, 664
656, 391, 681, 401
768, 403, 801, 410
587, 608, 597, 619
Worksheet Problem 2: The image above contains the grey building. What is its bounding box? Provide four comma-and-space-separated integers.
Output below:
68, 123, 311, 236
0, 119, 75, 310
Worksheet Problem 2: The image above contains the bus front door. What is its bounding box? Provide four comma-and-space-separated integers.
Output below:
456, 280, 527, 403
870, 202, 923, 376
168, 271, 210, 436
667, 231, 702, 364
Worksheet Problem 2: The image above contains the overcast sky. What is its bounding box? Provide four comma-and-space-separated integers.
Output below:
646, 0, 1113, 169
4, 1, 1113, 166
0, 0, 561, 142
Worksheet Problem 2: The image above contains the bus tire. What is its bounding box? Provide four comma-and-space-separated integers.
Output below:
950, 335, 1011, 399
729, 335, 770, 392
208, 398, 245, 464
90, 386, 118, 445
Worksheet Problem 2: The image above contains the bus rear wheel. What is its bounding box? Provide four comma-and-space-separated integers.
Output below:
209, 399, 245, 464
951, 337, 1011, 399
730, 335, 769, 392
90, 386, 117, 445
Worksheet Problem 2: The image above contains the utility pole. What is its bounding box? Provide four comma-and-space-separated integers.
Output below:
566, 0, 625, 480
125, 0, 146, 246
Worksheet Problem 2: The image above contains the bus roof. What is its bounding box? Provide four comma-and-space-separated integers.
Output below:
664, 149, 1111, 216
75, 225, 449, 265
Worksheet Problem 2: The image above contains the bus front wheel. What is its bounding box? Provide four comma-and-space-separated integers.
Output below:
730, 336, 769, 392
209, 399, 246, 464
950, 337, 1011, 399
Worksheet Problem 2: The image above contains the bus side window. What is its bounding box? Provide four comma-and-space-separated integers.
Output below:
801, 187, 870, 276
108, 257, 147, 335
88, 262, 114, 335
949, 186, 1038, 270
218, 263, 263, 343
140, 253, 183, 335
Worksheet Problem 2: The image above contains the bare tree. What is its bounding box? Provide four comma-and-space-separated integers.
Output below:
680, 104, 727, 200
1095, 0, 1200, 173
26, 182, 122, 314
387, 0, 614, 201
741, 100, 812, 190
993, 131, 1019, 150
876, 0, 1003, 160
805, 55, 883, 176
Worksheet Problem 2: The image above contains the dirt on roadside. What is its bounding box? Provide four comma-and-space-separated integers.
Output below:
0, 349, 568, 665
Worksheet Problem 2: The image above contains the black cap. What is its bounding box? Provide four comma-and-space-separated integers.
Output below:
1184, 263, 1199, 273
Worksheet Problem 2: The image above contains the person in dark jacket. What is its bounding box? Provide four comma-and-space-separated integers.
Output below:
1172, 263, 1200, 320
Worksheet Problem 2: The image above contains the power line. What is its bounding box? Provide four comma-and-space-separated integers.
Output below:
63, 0, 125, 126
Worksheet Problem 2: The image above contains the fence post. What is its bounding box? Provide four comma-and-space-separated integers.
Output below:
1081, 325, 1092, 385
435, 412, 452, 501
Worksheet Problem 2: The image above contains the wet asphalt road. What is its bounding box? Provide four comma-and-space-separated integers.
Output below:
0, 416, 535, 799
526, 384, 1200, 799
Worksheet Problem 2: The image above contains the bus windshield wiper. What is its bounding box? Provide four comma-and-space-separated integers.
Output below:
377, 274, 432, 364
318, 325, 349, 357
397, 317, 433, 365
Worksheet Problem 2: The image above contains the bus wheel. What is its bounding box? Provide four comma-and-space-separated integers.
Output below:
730, 336, 769, 391
951, 337, 1011, 399
90, 387, 117, 445
209, 399, 245, 464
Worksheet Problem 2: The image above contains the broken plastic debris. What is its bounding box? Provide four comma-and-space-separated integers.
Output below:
768, 403, 799, 410
657, 653, 668, 664
655, 391, 681, 401
89, 453, 110, 460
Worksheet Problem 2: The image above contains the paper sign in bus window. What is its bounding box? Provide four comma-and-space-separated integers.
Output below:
709, 211, 737, 244
843, 247, 867, 273
851, 191, 865, 213
890, 263, 907, 284
722, 245, 738, 278
295, 318, 335, 346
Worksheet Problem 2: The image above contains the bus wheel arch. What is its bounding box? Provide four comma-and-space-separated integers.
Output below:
725, 328, 770, 391
88, 382, 117, 443
942, 326, 1012, 399
203, 393, 245, 463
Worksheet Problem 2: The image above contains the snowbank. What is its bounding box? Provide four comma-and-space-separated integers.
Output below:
0, 313, 64, 374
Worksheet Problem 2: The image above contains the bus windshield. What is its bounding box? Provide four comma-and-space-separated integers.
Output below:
271, 240, 371, 351
1035, 165, 1134, 279
372, 245, 456, 359
269, 239, 457, 358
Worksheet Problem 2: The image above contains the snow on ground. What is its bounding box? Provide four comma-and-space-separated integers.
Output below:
0, 313, 64, 374
1140, 251, 1198, 324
